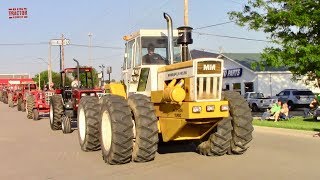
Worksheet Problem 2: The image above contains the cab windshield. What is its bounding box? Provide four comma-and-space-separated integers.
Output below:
141, 37, 181, 65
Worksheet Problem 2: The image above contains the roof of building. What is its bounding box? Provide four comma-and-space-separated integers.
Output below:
190, 49, 288, 72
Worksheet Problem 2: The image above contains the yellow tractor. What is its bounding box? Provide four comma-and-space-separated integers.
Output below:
76, 13, 253, 165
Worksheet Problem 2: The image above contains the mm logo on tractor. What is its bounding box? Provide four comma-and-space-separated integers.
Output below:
203, 64, 216, 71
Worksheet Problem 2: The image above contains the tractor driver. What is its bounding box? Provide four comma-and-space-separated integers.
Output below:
142, 43, 165, 65
71, 76, 81, 88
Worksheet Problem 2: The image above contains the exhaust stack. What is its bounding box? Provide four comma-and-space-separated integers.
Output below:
73, 58, 80, 88
163, 13, 174, 65
177, 26, 193, 62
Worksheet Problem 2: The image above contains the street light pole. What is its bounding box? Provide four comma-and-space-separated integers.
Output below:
99, 64, 105, 87
88, 32, 93, 67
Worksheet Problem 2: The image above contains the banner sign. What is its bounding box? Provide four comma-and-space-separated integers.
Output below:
8, 8, 28, 19
223, 68, 242, 78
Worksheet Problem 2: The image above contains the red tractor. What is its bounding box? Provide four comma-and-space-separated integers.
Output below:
49, 59, 103, 133
25, 87, 55, 120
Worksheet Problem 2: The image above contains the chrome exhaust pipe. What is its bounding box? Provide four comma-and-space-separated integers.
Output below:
163, 12, 174, 65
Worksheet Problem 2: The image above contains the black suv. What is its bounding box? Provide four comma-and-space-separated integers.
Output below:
276, 89, 314, 109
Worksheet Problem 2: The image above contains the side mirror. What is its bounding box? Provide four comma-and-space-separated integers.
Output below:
276, 93, 279, 96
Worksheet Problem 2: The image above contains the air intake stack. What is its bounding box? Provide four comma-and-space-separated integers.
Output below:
177, 26, 193, 62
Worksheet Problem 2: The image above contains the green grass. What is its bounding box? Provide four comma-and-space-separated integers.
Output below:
253, 117, 320, 132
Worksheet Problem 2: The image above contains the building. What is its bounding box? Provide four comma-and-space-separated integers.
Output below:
190, 50, 320, 97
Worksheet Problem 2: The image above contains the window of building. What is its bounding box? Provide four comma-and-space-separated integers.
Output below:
233, 83, 241, 94
244, 82, 254, 93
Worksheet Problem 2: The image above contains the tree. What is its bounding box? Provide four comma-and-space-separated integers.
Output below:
229, 0, 320, 87
33, 70, 71, 89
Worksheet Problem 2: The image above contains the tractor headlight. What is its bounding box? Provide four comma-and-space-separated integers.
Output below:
220, 105, 229, 111
81, 93, 87, 97
206, 105, 215, 112
192, 106, 202, 113
90, 93, 95, 96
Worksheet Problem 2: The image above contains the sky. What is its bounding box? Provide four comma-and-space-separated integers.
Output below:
0, 0, 270, 80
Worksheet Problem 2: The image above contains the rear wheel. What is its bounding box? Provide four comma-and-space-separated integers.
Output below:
8, 93, 14, 108
33, 109, 39, 120
77, 96, 100, 151
50, 95, 63, 130
223, 91, 254, 155
197, 117, 232, 156
62, 115, 73, 134
251, 103, 259, 112
128, 94, 158, 162
26, 95, 35, 119
99, 95, 134, 165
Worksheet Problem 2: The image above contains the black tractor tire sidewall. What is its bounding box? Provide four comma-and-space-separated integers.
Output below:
128, 94, 158, 162
50, 95, 64, 130
26, 95, 35, 119
77, 96, 101, 151
99, 95, 134, 165
33, 109, 39, 120
62, 116, 72, 134
17, 97, 22, 111
223, 91, 254, 155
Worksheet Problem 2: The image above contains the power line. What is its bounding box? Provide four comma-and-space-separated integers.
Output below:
69, 43, 124, 49
194, 31, 271, 42
194, 21, 235, 30
0, 42, 48, 46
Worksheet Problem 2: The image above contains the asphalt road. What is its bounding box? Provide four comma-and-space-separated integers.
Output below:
0, 102, 319, 180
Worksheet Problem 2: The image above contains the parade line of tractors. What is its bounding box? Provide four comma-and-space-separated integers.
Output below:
0, 13, 254, 165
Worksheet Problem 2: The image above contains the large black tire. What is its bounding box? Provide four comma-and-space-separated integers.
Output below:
17, 97, 22, 111
128, 94, 158, 162
62, 115, 73, 134
8, 93, 14, 108
99, 95, 134, 165
49, 95, 63, 130
26, 95, 35, 119
77, 96, 100, 151
33, 109, 39, 120
197, 117, 232, 156
223, 91, 254, 155
21, 99, 26, 112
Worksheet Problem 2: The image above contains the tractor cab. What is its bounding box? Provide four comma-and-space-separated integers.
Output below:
59, 67, 99, 103
122, 29, 182, 97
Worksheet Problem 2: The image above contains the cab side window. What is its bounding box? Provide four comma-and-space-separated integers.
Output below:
127, 40, 134, 69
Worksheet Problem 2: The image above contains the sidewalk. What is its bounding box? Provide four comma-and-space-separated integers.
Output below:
253, 125, 319, 138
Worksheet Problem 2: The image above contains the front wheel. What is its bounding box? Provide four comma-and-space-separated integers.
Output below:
128, 94, 158, 162
33, 109, 39, 120
26, 95, 35, 119
62, 116, 73, 134
99, 95, 134, 165
49, 95, 63, 130
77, 96, 100, 151
223, 91, 254, 155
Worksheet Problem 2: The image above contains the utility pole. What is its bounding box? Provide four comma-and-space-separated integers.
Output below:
61, 34, 65, 70
61, 34, 65, 86
106, 66, 112, 83
88, 32, 93, 67
184, 0, 189, 26
38, 73, 41, 90
48, 43, 52, 90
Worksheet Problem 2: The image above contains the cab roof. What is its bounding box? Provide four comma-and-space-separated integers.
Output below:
123, 29, 179, 41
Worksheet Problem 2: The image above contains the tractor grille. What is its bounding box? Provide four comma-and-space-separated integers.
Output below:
45, 92, 54, 105
196, 76, 221, 101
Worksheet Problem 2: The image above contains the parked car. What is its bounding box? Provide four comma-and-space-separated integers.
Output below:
244, 92, 278, 112
276, 89, 314, 110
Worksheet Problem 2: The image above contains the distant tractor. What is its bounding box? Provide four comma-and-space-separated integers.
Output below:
49, 59, 103, 134
77, 13, 254, 165
25, 84, 55, 120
